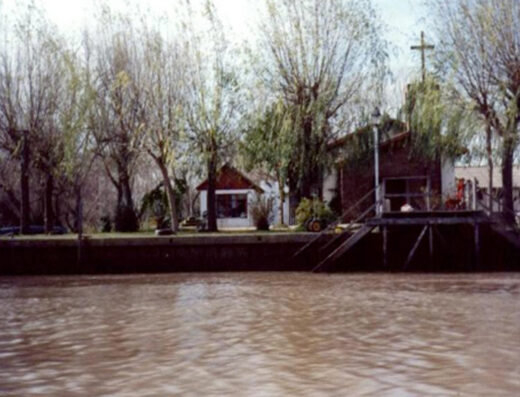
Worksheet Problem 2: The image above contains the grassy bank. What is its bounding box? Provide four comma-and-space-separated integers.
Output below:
0, 228, 301, 241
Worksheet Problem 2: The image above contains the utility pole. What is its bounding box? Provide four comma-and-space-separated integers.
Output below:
411, 31, 435, 83
372, 107, 381, 216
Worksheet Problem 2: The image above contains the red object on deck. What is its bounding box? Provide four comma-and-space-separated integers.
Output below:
457, 179, 465, 201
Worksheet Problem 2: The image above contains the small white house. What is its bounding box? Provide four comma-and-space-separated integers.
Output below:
196, 164, 264, 229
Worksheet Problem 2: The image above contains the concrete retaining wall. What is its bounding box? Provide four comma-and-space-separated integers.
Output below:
0, 234, 315, 275
1, 227, 518, 275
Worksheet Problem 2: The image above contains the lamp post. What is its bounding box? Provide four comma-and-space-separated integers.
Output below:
372, 107, 381, 216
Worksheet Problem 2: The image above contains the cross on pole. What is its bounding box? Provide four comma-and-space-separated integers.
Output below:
411, 31, 434, 83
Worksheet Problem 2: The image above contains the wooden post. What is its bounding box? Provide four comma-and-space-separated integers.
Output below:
474, 222, 480, 270
426, 177, 431, 211
472, 178, 477, 210
428, 223, 434, 266
382, 178, 387, 213
383, 226, 388, 269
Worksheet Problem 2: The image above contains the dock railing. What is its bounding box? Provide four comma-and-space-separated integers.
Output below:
477, 189, 519, 226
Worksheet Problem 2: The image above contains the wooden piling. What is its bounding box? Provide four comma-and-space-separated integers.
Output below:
428, 224, 434, 265
383, 226, 388, 268
474, 222, 480, 270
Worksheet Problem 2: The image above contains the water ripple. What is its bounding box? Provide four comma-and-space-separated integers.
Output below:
0, 273, 519, 396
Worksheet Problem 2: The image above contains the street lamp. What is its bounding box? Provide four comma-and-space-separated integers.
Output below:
371, 107, 381, 216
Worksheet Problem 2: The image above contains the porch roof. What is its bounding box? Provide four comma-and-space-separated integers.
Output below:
196, 164, 264, 192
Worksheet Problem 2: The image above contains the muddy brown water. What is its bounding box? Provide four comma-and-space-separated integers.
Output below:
0, 273, 519, 396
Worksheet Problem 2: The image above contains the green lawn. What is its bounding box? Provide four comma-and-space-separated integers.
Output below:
0, 227, 300, 240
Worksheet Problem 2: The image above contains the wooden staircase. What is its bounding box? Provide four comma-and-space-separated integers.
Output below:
292, 185, 520, 272
477, 190, 520, 250
291, 188, 379, 271
312, 224, 374, 272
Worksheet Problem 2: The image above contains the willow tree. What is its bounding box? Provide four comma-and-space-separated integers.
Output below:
59, 38, 97, 235
430, 0, 520, 222
242, 100, 295, 225
138, 26, 185, 233
184, 1, 242, 232
0, 7, 65, 233
89, 11, 144, 232
405, 76, 475, 161
258, 0, 386, 209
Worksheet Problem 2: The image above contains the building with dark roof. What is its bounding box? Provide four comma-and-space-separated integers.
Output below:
323, 119, 456, 219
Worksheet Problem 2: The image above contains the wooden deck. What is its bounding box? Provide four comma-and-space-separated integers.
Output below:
366, 210, 490, 226
370, 211, 490, 270
311, 210, 496, 272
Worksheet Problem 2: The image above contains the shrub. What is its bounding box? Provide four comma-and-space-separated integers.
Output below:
295, 198, 335, 228
140, 184, 170, 230
250, 195, 274, 231
100, 215, 112, 233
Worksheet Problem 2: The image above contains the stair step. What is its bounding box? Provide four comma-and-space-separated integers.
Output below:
313, 225, 374, 272
491, 224, 520, 250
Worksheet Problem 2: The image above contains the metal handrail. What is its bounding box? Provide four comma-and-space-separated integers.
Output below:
292, 187, 379, 260
478, 189, 518, 222
318, 201, 378, 254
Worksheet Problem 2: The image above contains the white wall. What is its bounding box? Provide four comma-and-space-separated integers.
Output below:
199, 190, 207, 215
259, 180, 290, 225
441, 157, 456, 198
322, 168, 338, 204
199, 189, 256, 228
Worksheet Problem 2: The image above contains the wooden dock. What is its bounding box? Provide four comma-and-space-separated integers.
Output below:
307, 210, 517, 272
367, 211, 491, 270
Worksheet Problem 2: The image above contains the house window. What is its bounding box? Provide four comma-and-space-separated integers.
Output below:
217, 194, 248, 218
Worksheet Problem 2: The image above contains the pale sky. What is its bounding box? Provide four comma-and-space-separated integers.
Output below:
0, 0, 430, 108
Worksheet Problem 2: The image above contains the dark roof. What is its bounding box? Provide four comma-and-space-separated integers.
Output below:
327, 119, 408, 151
196, 164, 264, 192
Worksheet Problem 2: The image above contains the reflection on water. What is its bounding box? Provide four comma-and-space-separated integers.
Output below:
0, 273, 519, 396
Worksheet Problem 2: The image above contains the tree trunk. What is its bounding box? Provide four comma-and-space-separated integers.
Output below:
486, 124, 493, 212
54, 191, 61, 228
157, 160, 179, 233
116, 183, 122, 208
289, 191, 298, 225
44, 172, 54, 234
501, 136, 515, 224
299, 116, 313, 199
76, 185, 83, 237
206, 149, 218, 232
120, 171, 135, 210
315, 163, 323, 200
276, 170, 285, 225
76, 185, 83, 266
114, 166, 138, 232
279, 187, 285, 225
20, 131, 30, 234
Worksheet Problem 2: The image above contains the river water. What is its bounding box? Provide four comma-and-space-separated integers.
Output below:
0, 273, 519, 396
